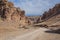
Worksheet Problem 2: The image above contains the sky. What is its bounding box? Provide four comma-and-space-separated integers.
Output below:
8, 0, 60, 16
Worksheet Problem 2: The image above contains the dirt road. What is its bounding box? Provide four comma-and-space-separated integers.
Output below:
11, 28, 60, 40
12, 28, 48, 40
0, 28, 60, 40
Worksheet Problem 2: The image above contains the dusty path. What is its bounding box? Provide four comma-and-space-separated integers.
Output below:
11, 28, 60, 40
12, 28, 48, 40
0, 27, 60, 40
0, 23, 60, 40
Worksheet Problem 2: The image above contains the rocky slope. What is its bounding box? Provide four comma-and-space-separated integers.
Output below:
0, 0, 30, 27
28, 16, 41, 24
41, 4, 60, 21
40, 4, 60, 30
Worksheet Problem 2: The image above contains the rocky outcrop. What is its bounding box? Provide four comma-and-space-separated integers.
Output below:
28, 16, 41, 24
41, 4, 60, 21
41, 4, 60, 30
0, 0, 30, 26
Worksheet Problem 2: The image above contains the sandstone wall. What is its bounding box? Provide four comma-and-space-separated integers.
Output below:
0, 0, 30, 26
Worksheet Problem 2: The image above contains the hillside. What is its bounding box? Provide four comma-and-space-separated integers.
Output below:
0, 0, 31, 28
40, 4, 60, 30
41, 4, 60, 24
0, 0, 37, 40
28, 16, 41, 24
41, 4, 60, 21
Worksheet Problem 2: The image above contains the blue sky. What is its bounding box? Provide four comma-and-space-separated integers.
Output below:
8, 0, 60, 16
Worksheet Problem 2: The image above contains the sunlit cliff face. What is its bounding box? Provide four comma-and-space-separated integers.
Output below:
0, 0, 30, 26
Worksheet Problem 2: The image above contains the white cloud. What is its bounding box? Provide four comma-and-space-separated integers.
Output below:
8, 0, 60, 16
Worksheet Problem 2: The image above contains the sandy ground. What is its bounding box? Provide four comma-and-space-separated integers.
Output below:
11, 28, 60, 40
0, 21, 60, 40
0, 21, 37, 40
0, 27, 60, 40
0, 28, 37, 40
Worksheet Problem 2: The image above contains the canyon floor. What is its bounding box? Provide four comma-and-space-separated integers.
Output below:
0, 21, 60, 40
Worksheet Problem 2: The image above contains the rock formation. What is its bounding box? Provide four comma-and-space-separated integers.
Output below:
0, 0, 30, 26
41, 4, 60, 21
28, 16, 41, 24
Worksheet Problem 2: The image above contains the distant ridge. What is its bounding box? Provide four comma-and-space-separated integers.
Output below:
41, 4, 60, 21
